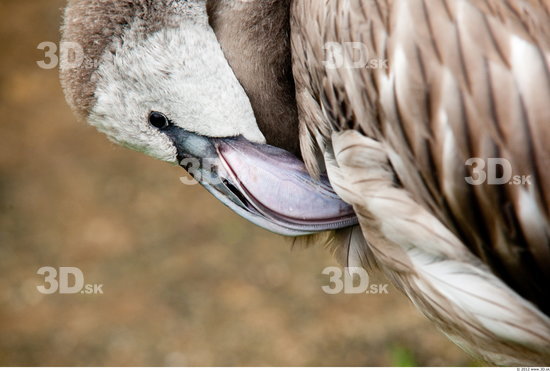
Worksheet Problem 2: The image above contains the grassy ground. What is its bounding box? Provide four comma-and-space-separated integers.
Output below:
0, 0, 477, 366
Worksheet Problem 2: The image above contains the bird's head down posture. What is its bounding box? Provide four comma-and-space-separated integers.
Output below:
61, 0, 550, 366
60, 0, 357, 237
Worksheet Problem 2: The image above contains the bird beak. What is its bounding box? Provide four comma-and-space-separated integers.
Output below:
161, 126, 358, 236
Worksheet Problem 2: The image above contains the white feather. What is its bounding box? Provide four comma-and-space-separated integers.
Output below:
90, 5, 265, 162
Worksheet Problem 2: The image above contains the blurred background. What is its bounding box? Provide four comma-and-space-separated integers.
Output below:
0, 0, 478, 366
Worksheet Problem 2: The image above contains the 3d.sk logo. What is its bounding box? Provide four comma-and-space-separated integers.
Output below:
465, 158, 532, 186
36, 267, 103, 295
321, 266, 389, 295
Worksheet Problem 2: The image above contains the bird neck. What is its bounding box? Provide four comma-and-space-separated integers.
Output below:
207, 0, 301, 156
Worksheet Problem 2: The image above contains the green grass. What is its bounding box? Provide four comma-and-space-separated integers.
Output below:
390, 345, 417, 367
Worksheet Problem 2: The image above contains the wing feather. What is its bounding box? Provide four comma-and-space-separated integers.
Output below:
291, 0, 550, 364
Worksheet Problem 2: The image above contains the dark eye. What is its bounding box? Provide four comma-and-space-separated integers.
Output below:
148, 111, 172, 129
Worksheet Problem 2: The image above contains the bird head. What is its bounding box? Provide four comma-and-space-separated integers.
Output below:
60, 0, 357, 236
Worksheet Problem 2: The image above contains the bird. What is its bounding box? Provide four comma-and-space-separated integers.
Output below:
59, 0, 550, 365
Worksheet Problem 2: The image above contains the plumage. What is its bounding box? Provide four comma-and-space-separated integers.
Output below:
61, 0, 188, 119
290, 0, 550, 364
207, 0, 301, 155
59, 0, 550, 365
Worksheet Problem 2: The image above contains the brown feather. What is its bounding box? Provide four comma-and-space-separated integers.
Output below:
207, 0, 301, 155
290, 0, 550, 364
291, 0, 550, 315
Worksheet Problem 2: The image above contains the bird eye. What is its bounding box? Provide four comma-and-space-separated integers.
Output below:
148, 111, 172, 129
